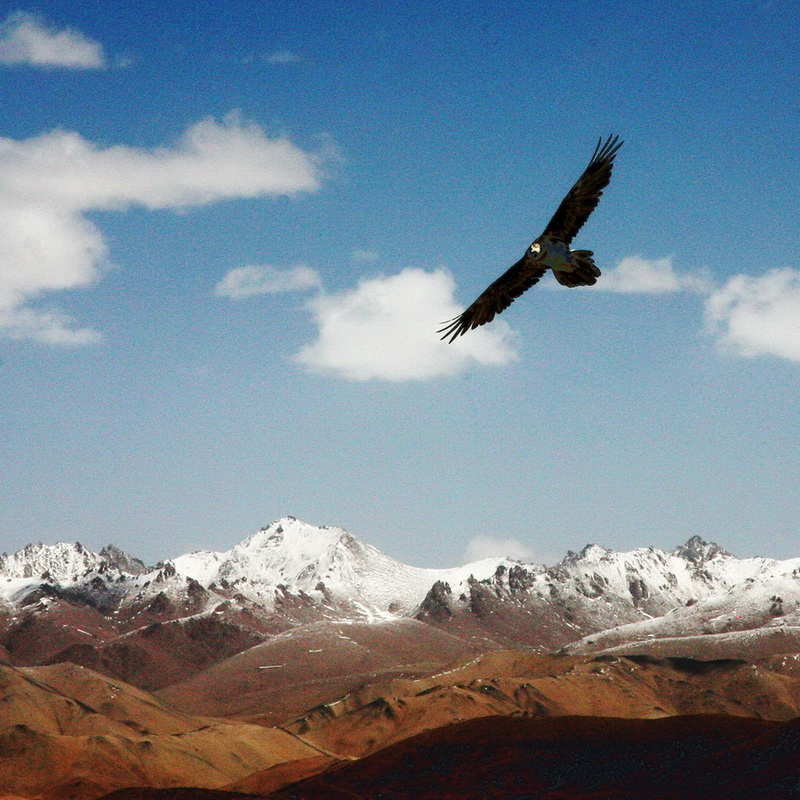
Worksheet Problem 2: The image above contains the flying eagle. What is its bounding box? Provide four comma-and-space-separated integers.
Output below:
439, 134, 623, 342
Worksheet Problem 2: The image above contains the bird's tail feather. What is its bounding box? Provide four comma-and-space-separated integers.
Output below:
553, 250, 601, 287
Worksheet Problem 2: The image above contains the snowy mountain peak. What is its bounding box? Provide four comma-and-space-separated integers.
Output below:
567, 543, 612, 563
161, 517, 512, 617
98, 544, 148, 575
221, 517, 369, 587
237, 517, 353, 560
672, 535, 732, 564
0, 541, 105, 583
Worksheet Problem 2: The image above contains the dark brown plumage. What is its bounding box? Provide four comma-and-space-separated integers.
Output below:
439, 135, 622, 342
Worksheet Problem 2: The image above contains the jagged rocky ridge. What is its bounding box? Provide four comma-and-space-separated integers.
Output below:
2, 517, 800, 688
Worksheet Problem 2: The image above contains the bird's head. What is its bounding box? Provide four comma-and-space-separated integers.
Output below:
529, 241, 545, 261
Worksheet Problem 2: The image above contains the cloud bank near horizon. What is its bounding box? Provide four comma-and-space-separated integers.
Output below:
464, 534, 541, 564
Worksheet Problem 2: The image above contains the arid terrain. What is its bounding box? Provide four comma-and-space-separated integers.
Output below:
4, 518, 800, 798
4, 651, 800, 799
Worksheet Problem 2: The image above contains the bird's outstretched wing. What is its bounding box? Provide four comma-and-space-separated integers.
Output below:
541, 134, 623, 245
438, 256, 547, 342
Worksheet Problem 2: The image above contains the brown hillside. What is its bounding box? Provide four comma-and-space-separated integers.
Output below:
156, 618, 481, 724
0, 663, 318, 800
280, 651, 800, 758
7, 651, 800, 799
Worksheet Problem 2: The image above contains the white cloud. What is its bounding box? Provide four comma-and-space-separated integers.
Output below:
0, 114, 322, 344
351, 248, 380, 263
1, 113, 321, 210
295, 268, 517, 381
215, 264, 321, 299
464, 535, 539, 563
705, 268, 800, 362
594, 255, 711, 294
0, 305, 101, 345
267, 49, 300, 64
0, 11, 106, 68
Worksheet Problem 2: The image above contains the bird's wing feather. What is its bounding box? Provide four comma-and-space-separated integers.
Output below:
438, 255, 547, 342
541, 134, 623, 245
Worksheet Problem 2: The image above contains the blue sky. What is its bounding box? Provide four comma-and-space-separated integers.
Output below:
1, 0, 799, 568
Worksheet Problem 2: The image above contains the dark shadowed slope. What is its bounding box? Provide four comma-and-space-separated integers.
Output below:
263, 714, 800, 800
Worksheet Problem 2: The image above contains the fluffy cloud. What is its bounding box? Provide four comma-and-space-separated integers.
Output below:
594, 255, 710, 294
1, 115, 320, 210
0, 114, 322, 344
705, 268, 800, 362
464, 535, 539, 563
0, 11, 106, 68
295, 268, 517, 381
600, 257, 800, 365
215, 264, 321, 299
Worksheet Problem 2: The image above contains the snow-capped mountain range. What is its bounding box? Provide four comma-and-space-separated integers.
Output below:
2, 516, 800, 664
0, 517, 510, 618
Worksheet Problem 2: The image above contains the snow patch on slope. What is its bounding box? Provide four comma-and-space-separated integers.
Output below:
564, 570, 800, 654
